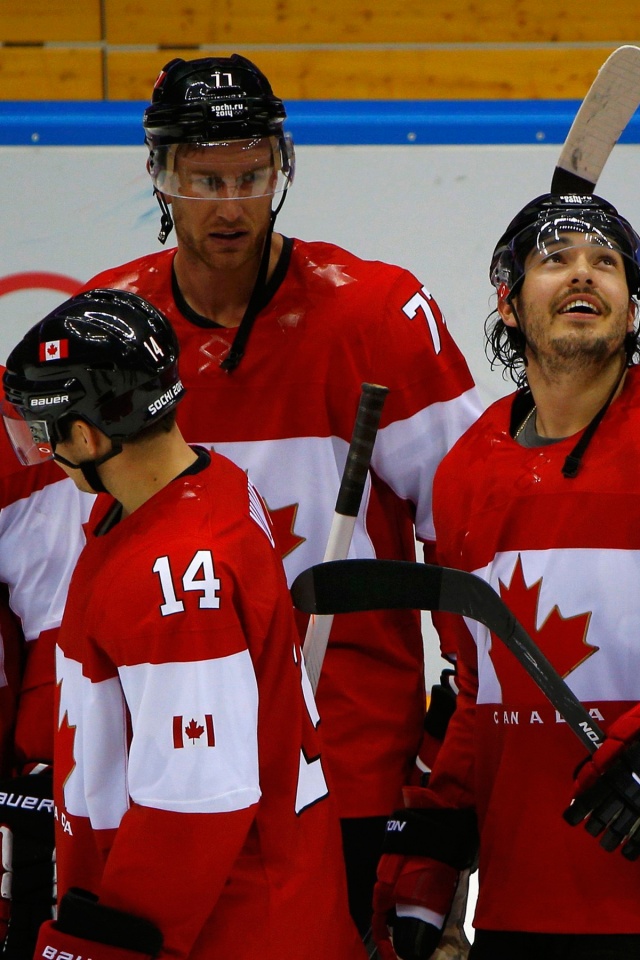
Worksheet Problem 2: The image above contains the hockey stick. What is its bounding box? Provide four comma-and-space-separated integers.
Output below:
551, 44, 640, 194
292, 559, 605, 753
302, 384, 389, 692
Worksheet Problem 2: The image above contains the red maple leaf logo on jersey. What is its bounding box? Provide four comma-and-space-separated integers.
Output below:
185, 719, 205, 743
489, 555, 598, 702
267, 502, 306, 559
54, 681, 77, 792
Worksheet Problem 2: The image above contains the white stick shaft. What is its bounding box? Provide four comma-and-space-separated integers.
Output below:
303, 515, 356, 691
301, 383, 388, 694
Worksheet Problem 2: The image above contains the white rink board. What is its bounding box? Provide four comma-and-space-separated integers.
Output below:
2, 141, 640, 410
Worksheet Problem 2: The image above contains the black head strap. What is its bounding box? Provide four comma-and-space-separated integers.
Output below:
562, 364, 627, 478
219, 208, 277, 373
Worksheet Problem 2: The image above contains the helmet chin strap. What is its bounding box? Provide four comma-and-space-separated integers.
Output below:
53, 442, 123, 494
155, 190, 174, 245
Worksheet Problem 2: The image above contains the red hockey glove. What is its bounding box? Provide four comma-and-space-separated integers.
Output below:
0, 770, 55, 959
410, 671, 458, 788
372, 807, 477, 960
34, 888, 163, 960
564, 704, 640, 859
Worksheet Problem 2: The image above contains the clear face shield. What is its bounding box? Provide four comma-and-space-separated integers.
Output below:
493, 212, 640, 297
1, 401, 55, 466
148, 134, 295, 201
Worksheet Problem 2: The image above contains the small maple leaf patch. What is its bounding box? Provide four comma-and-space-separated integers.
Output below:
173, 714, 215, 748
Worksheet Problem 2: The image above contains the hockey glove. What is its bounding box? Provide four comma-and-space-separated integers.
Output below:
564, 704, 640, 859
34, 888, 163, 960
0, 769, 55, 959
372, 807, 477, 960
410, 671, 458, 788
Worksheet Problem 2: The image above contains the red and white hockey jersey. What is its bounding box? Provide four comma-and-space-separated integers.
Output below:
429, 366, 640, 934
81, 239, 481, 816
54, 452, 364, 959
0, 384, 92, 772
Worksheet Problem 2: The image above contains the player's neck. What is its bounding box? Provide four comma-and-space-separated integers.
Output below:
101, 428, 199, 517
173, 232, 283, 327
527, 353, 628, 439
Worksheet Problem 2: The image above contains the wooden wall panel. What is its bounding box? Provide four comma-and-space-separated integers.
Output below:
0, 1, 101, 42
107, 47, 621, 101
0, 49, 103, 99
103, 0, 640, 46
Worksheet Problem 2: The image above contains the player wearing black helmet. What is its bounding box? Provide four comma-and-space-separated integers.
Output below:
3, 288, 185, 494
371, 193, 640, 960
77, 54, 482, 942
3, 288, 365, 960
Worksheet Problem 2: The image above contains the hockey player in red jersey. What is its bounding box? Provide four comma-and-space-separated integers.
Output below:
2, 287, 365, 960
0, 382, 91, 958
371, 194, 640, 960
76, 54, 482, 937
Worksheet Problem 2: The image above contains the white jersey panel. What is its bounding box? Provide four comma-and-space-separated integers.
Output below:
201, 436, 377, 582
470, 548, 640, 705
0, 479, 94, 640
372, 385, 482, 543
119, 652, 261, 814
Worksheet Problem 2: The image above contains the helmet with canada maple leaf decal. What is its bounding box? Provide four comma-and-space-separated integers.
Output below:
2, 287, 184, 468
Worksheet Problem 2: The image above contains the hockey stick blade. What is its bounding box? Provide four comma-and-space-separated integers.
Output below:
292, 559, 605, 753
302, 383, 388, 693
551, 45, 640, 194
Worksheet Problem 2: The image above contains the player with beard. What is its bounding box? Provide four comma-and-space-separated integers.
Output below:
371, 194, 640, 960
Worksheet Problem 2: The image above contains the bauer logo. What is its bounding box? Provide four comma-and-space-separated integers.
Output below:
0, 791, 53, 813
29, 395, 69, 407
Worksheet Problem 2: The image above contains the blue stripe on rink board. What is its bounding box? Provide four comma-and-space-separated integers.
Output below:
1, 99, 640, 147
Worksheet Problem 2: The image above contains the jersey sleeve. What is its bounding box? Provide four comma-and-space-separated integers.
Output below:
0, 416, 93, 770
366, 269, 482, 545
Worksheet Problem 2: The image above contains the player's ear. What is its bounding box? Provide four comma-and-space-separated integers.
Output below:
69, 419, 108, 457
498, 289, 518, 329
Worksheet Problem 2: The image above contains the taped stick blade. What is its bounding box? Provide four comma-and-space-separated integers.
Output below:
551, 45, 640, 194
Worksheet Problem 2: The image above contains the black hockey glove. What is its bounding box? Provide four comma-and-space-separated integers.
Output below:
372, 806, 478, 960
564, 703, 640, 859
0, 770, 55, 959
34, 888, 163, 960
564, 738, 640, 859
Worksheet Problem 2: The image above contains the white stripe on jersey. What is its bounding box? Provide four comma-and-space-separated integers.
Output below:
58, 647, 261, 828
469, 548, 640, 704
0, 480, 94, 640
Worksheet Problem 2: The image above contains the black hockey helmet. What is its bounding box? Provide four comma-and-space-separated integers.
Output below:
144, 54, 288, 146
2, 288, 185, 467
490, 193, 640, 298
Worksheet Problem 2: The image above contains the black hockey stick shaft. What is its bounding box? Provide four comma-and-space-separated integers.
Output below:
292, 559, 605, 753
302, 384, 389, 692
551, 45, 640, 194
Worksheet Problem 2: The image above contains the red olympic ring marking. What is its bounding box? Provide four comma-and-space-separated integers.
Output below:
0, 272, 81, 297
